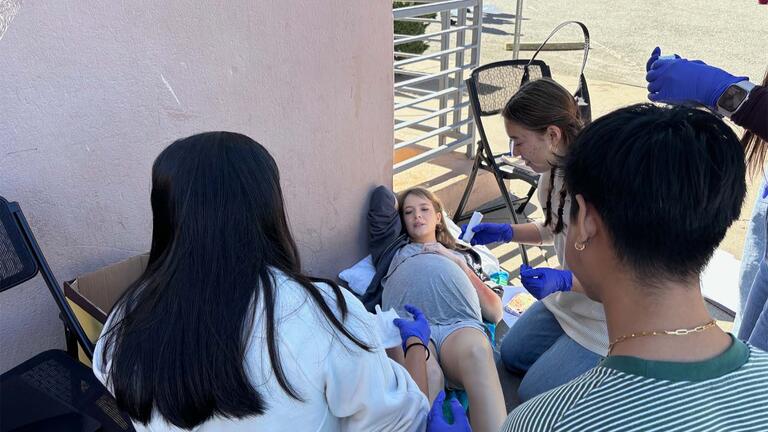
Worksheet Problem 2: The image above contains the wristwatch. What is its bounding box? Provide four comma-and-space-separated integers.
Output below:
716, 80, 756, 117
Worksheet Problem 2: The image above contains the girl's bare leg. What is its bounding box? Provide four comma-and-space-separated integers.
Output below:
438, 328, 506, 432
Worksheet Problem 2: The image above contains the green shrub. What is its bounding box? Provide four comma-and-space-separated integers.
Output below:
393, 1, 435, 55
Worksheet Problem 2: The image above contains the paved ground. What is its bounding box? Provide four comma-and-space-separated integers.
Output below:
481, 0, 768, 85
472, 0, 768, 260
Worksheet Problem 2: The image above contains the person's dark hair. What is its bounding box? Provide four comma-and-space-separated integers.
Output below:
743, 68, 768, 177
565, 104, 746, 283
100, 132, 370, 428
502, 78, 583, 233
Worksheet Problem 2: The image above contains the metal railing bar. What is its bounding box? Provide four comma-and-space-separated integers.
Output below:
395, 17, 442, 24
395, 69, 430, 77
394, 135, 473, 173
393, 0, 477, 19
394, 25, 473, 46
392, 51, 422, 59
395, 103, 435, 114
394, 101, 470, 131
394, 117, 473, 150
394, 45, 477, 67
397, 85, 458, 97
394, 87, 459, 110
394, 64, 472, 89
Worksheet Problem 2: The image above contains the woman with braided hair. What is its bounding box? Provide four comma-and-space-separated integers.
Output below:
464, 78, 608, 401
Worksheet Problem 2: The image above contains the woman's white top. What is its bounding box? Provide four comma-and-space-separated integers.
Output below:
93, 269, 429, 432
535, 169, 610, 356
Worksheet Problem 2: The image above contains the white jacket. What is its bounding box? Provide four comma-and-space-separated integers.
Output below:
93, 269, 428, 432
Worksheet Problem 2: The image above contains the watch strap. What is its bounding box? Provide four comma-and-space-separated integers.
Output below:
717, 81, 757, 117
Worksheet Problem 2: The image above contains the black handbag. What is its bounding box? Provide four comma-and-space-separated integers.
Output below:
520, 21, 593, 123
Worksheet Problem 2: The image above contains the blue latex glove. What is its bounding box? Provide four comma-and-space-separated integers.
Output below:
520, 264, 573, 300
459, 222, 514, 246
644, 46, 680, 72
393, 304, 430, 352
645, 47, 748, 108
427, 391, 472, 432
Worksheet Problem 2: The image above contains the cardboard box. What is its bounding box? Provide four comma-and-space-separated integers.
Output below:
63, 254, 149, 365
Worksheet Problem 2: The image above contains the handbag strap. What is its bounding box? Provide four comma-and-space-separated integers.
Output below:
522, 21, 590, 95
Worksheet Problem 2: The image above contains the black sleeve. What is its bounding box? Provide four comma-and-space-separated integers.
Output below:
732, 85, 768, 142
367, 186, 402, 265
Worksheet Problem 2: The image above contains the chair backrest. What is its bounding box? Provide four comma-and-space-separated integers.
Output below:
524, 21, 592, 123
0, 198, 39, 292
468, 59, 552, 118
0, 196, 95, 359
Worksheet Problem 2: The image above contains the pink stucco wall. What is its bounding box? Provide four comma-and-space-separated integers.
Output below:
0, 1, 393, 372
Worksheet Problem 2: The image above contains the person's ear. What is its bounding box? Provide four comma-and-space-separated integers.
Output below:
574, 194, 597, 244
436, 209, 443, 225
546, 125, 563, 145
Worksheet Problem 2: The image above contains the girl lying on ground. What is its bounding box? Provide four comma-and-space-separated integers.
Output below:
361, 185, 506, 432
93, 132, 429, 432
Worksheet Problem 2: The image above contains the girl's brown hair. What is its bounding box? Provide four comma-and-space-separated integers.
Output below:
743, 68, 768, 177
398, 187, 460, 250
501, 78, 584, 233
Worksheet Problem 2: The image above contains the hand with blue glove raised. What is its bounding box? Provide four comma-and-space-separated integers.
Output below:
644, 46, 680, 72
459, 222, 514, 246
427, 391, 472, 432
393, 304, 430, 352
645, 46, 748, 108
520, 264, 572, 300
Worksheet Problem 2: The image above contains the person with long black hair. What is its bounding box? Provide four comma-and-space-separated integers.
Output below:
92, 132, 429, 431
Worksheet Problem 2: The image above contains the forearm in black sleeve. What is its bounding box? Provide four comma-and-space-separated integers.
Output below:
732, 85, 768, 142
367, 186, 402, 265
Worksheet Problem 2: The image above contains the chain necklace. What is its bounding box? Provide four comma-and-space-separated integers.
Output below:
608, 320, 718, 354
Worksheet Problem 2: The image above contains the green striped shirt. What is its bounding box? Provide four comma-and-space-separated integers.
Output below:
502, 337, 768, 432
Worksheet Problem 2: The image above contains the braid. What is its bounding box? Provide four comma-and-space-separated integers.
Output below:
543, 166, 557, 228
554, 169, 568, 234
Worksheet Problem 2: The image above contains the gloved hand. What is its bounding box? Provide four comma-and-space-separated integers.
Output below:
645, 47, 748, 108
459, 223, 514, 245
644, 46, 680, 72
520, 264, 573, 300
427, 391, 472, 432
393, 304, 430, 352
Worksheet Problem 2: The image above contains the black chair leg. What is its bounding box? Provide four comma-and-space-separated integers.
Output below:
64, 322, 79, 360
491, 168, 529, 266
515, 185, 537, 214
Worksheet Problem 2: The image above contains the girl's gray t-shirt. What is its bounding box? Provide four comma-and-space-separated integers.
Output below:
381, 242, 482, 326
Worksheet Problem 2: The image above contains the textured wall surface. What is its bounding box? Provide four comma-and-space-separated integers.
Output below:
0, 1, 393, 372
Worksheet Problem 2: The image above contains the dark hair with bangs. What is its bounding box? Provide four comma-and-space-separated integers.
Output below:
99, 132, 370, 428
565, 104, 746, 283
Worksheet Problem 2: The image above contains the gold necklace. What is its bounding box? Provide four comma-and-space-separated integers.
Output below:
608, 320, 718, 354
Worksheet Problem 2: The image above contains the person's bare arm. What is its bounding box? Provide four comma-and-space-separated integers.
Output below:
460, 263, 503, 323
509, 222, 545, 245
402, 336, 429, 397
